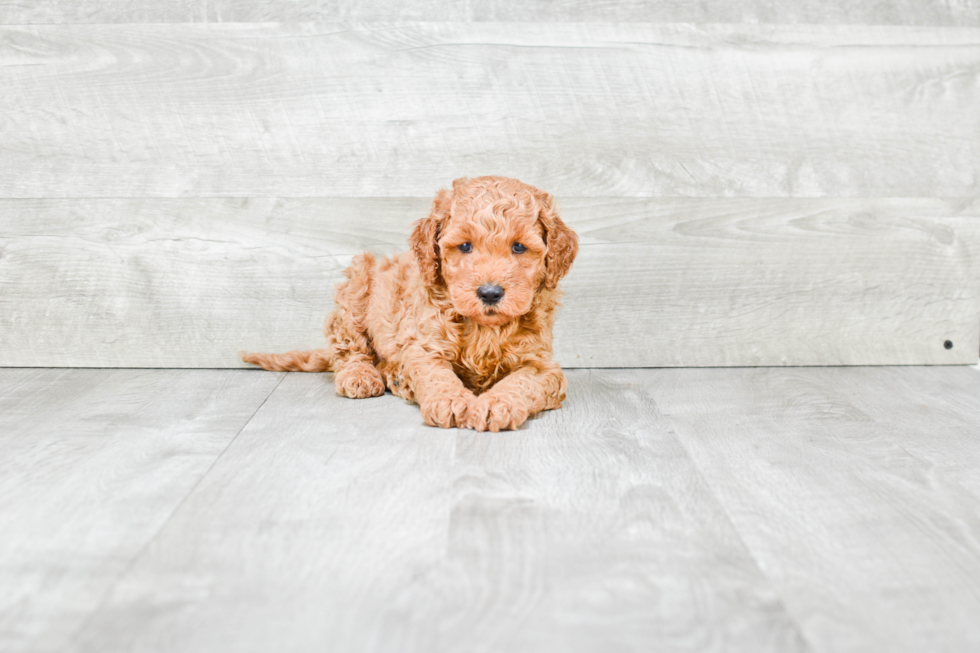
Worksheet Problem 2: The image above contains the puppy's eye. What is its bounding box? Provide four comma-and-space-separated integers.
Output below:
458, 243, 472, 253
512, 243, 527, 254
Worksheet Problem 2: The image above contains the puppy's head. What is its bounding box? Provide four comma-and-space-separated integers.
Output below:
409, 176, 578, 326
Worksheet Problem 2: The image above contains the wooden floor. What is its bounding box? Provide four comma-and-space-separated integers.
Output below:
2, 366, 980, 652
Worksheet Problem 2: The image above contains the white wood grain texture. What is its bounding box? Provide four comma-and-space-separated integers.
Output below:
67, 372, 461, 653
650, 366, 980, 652
821, 365, 980, 496
0, 368, 282, 653
1, 0, 978, 25
1, 23, 978, 198
1, 197, 976, 368
68, 370, 810, 653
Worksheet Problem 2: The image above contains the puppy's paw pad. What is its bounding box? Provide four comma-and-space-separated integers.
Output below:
335, 363, 385, 398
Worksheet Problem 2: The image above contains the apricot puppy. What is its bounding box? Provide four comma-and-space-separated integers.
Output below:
242, 175, 578, 431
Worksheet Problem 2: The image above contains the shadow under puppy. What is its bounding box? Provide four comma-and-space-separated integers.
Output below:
242, 176, 578, 431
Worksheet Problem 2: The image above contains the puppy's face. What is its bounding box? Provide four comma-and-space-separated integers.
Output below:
410, 176, 579, 327
438, 200, 547, 326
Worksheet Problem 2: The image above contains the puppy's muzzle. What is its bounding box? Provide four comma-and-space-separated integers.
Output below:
477, 284, 505, 305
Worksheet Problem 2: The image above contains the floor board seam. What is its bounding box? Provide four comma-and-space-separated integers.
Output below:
654, 410, 821, 653
62, 372, 287, 647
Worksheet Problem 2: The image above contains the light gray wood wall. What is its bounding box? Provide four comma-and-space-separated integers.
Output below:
1, 24, 977, 198
2, 198, 977, 367
2, 1, 978, 25
0, 12, 977, 367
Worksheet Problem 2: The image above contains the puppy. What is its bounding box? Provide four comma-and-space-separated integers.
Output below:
242, 176, 578, 431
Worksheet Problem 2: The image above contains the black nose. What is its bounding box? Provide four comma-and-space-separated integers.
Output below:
477, 284, 505, 305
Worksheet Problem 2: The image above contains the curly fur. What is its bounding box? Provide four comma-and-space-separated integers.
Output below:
242, 176, 578, 431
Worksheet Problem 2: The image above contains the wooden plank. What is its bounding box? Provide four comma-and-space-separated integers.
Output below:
557, 197, 980, 366
1, 23, 977, 198
822, 365, 980, 496
1, 197, 977, 368
68, 372, 461, 653
1, 0, 977, 25
69, 369, 810, 653
650, 366, 980, 652
0, 368, 282, 653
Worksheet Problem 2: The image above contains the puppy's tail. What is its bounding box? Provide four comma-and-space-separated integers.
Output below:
240, 348, 335, 372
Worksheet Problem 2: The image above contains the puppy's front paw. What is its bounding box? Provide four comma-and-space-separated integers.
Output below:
335, 361, 385, 398
419, 389, 473, 429
461, 394, 529, 432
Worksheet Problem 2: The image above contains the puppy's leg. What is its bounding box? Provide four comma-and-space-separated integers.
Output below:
334, 357, 385, 398
461, 360, 567, 432
401, 349, 476, 428
326, 253, 385, 399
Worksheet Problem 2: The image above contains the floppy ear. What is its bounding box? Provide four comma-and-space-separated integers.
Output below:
536, 191, 579, 290
409, 186, 453, 288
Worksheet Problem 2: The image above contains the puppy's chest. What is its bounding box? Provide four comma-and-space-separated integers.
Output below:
452, 331, 520, 393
